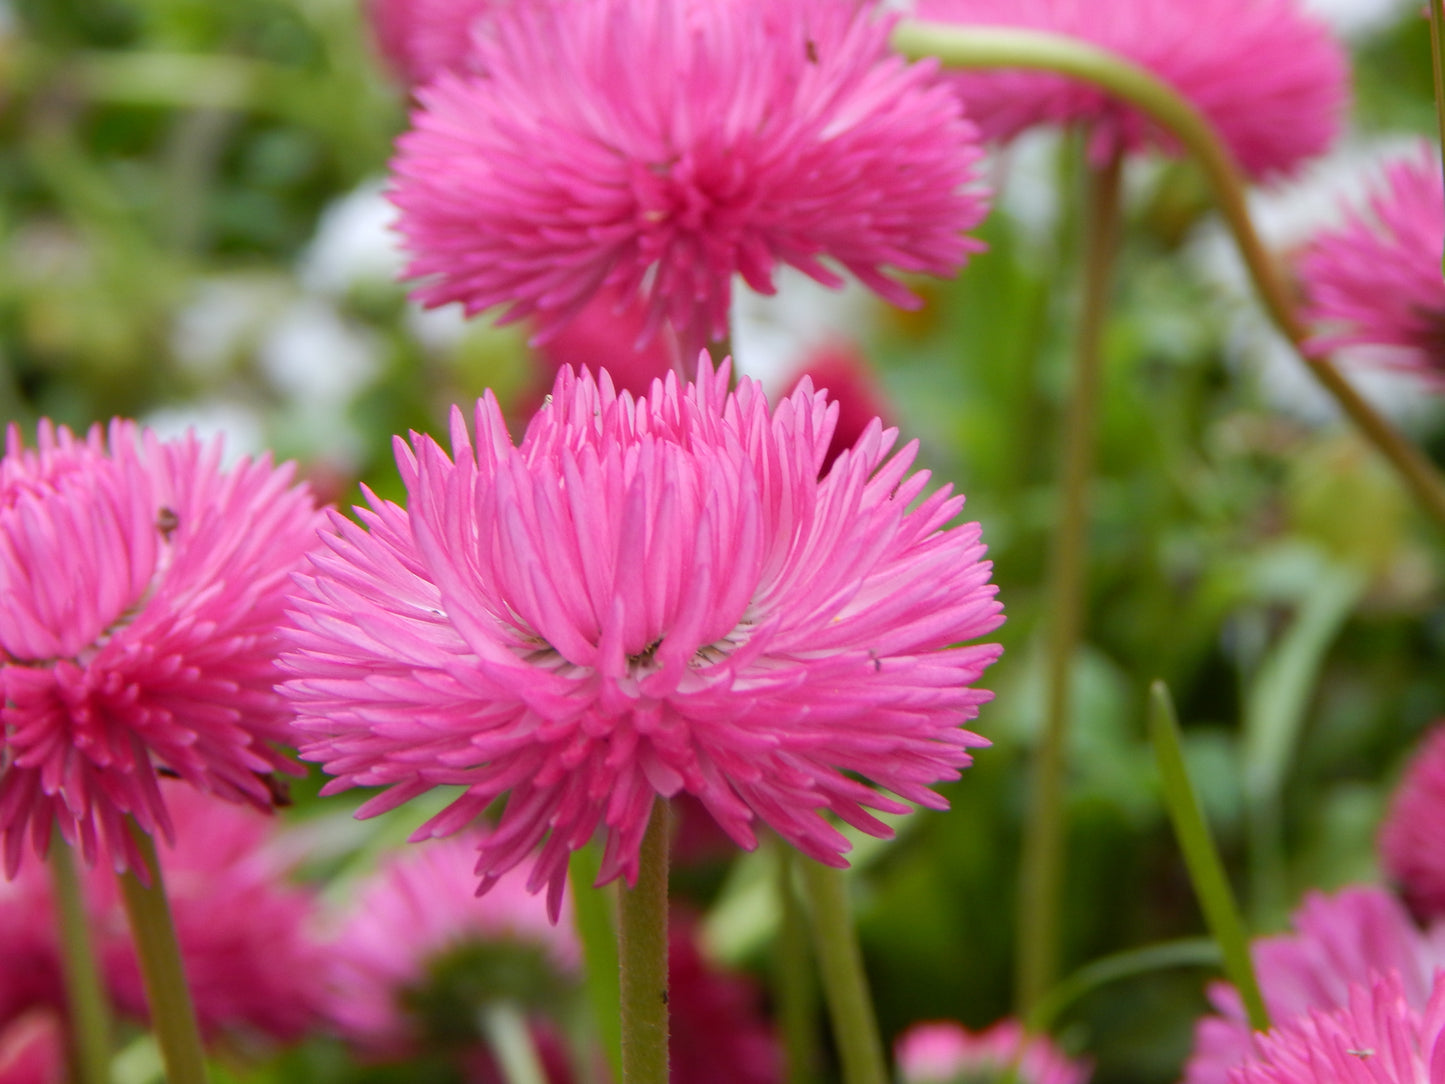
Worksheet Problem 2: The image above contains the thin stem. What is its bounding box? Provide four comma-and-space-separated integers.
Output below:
1016, 146, 1125, 1015
117, 826, 210, 1084
892, 22, 1445, 533
796, 861, 887, 1084
479, 1003, 549, 1084
1026, 937, 1220, 1035
774, 844, 819, 1084
1148, 683, 1270, 1033
50, 843, 113, 1084
618, 802, 670, 1084
569, 846, 623, 1082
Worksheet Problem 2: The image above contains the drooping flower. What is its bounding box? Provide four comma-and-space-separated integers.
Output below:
0, 420, 323, 875
1226, 972, 1445, 1084
912, 0, 1347, 181
894, 1019, 1091, 1084
367, 0, 497, 86
389, 0, 990, 359
282, 361, 1003, 916
1381, 724, 1445, 922
89, 784, 328, 1047
1184, 886, 1445, 1084
323, 833, 578, 1057
1301, 145, 1445, 383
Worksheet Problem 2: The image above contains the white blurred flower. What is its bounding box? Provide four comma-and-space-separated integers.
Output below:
298, 179, 406, 298
730, 268, 876, 393
140, 401, 268, 463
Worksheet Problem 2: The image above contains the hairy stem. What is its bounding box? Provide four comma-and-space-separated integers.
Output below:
618, 802, 670, 1084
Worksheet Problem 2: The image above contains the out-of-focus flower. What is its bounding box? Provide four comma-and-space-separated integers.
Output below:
669, 914, 780, 1084
282, 362, 1003, 916
390, 0, 989, 359
367, 0, 496, 87
0, 1010, 65, 1084
913, 0, 1347, 181
1226, 972, 1445, 1084
0, 421, 323, 875
324, 834, 577, 1057
1301, 145, 1445, 384
1184, 886, 1445, 1084
1381, 724, 1445, 923
0, 863, 64, 1031
780, 341, 893, 475
895, 1019, 1091, 1084
89, 785, 328, 1047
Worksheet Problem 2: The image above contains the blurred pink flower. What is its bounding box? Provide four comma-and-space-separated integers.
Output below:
1184, 886, 1445, 1084
781, 341, 894, 476
283, 362, 1003, 916
914, 0, 1346, 181
895, 1019, 1090, 1084
669, 913, 780, 1084
0, 1010, 64, 1084
390, 0, 989, 359
1226, 972, 1445, 1084
367, 0, 495, 86
324, 833, 577, 1057
0, 863, 65, 1032
0, 421, 322, 876
1381, 724, 1445, 923
1301, 146, 1445, 383
90, 784, 327, 1047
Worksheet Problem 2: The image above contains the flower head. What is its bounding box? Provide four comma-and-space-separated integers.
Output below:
1184, 886, 1445, 1084
895, 1019, 1091, 1084
1226, 972, 1445, 1084
390, 0, 990, 358
913, 0, 1347, 181
283, 361, 1003, 917
1381, 724, 1445, 922
1301, 145, 1445, 383
367, 0, 497, 86
0, 421, 323, 875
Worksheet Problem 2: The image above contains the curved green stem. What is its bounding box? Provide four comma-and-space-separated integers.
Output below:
117, 826, 210, 1084
893, 22, 1445, 532
797, 862, 887, 1084
618, 803, 670, 1084
479, 1003, 548, 1084
51, 843, 113, 1084
1016, 144, 1124, 1015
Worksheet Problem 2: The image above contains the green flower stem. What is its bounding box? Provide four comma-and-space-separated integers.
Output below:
1148, 682, 1270, 1033
892, 22, 1445, 533
116, 826, 210, 1084
1429, 0, 1445, 270
569, 846, 623, 1082
1026, 937, 1220, 1035
1016, 145, 1125, 1015
618, 802, 670, 1084
479, 1003, 548, 1084
774, 845, 819, 1084
796, 861, 887, 1084
50, 843, 113, 1084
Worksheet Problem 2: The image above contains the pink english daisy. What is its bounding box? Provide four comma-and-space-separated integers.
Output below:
1227, 972, 1445, 1084
1301, 146, 1445, 384
895, 1019, 1091, 1084
281, 361, 1004, 917
389, 0, 990, 359
912, 0, 1347, 181
367, 0, 497, 87
0, 420, 323, 876
1184, 885, 1445, 1084
1382, 724, 1445, 923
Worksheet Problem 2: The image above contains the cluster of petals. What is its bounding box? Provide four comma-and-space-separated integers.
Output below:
366, 0, 498, 86
389, 0, 990, 358
0, 421, 322, 875
1381, 724, 1445, 922
282, 361, 1003, 916
1227, 972, 1445, 1084
895, 1019, 1091, 1084
1184, 886, 1445, 1084
912, 0, 1347, 181
323, 833, 577, 1055
1301, 145, 1445, 384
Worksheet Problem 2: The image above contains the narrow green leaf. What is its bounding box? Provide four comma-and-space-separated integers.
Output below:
569, 846, 623, 1082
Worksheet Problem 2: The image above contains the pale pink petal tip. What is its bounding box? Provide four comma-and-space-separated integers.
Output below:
388, 0, 991, 358
896, 1019, 1091, 1084
283, 360, 1004, 916
1381, 724, 1445, 922
916, 0, 1347, 181
0, 419, 325, 876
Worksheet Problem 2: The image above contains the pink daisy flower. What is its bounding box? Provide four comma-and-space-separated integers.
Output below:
88, 784, 328, 1047
367, 0, 497, 87
913, 0, 1347, 181
323, 833, 578, 1056
1382, 724, 1445, 923
1184, 886, 1445, 1084
1226, 972, 1445, 1084
389, 0, 990, 358
282, 361, 1003, 917
0, 1010, 64, 1084
0, 421, 323, 875
894, 1019, 1091, 1084
1301, 146, 1445, 383
0, 861, 66, 1032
